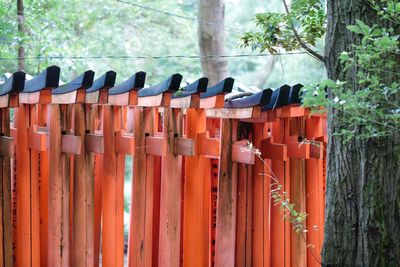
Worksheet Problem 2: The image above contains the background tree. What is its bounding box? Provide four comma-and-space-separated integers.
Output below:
197, 0, 229, 85
241, 0, 400, 265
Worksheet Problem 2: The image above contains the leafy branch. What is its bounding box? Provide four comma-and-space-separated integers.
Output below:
242, 142, 322, 264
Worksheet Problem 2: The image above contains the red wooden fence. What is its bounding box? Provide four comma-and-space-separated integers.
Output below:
0, 67, 326, 267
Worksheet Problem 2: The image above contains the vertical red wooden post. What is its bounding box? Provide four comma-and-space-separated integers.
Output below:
252, 122, 271, 267
102, 105, 124, 267
182, 108, 210, 267
48, 104, 71, 266
93, 152, 103, 267
15, 103, 32, 267
38, 104, 49, 267
72, 103, 95, 266
305, 116, 324, 267
214, 118, 238, 267
158, 108, 183, 267
0, 108, 13, 267
128, 106, 155, 266
289, 117, 307, 267
270, 119, 285, 267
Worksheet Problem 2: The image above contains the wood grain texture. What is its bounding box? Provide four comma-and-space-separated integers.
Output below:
48, 104, 71, 266
15, 104, 31, 267
214, 119, 238, 267
182, 108, 211, 267
127, 107, 155, 266
0, 109, 13, 267
158, 108, 183, 267
102, 106, 125, 267
72, 103, 95, 266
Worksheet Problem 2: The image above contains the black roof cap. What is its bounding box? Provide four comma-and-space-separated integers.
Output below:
138, 73, 182, 97
172, 77, 208, 99
0, 71, 26, 96
200, 77, 234, 99
108, 71, 146, 95
23, 65, 60, 93
86, 71, 117, 93
52, 70, 94, 94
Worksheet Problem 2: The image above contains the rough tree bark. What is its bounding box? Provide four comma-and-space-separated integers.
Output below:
17, 0, 25, 71
197, 0, 229, 86
323, 1, 400, 265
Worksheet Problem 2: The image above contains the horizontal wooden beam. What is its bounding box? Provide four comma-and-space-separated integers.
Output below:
137, 93, 171, 107
170, 94, 200, 109
206, 107, 261, 119
284, 136, 310, 159
240, 110, 277, 123
28, 127, 47, 151
108, 91, 137, 106
276, 106, 309, 118
199, 95, 224, 109
197, 131, 220, 159
0, 136, 14, 158
85, 133, 104, 154
115, 132, 135, 155
145, 136, 167, 156
260, 138, 287, 161
174, 137, 195, 156
232, 140, 255, 164
62, 135, 82, 154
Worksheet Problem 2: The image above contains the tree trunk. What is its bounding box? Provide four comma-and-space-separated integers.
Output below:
197, 0, 229, 86
323, 1, 400, 265
17, 0, 25, 71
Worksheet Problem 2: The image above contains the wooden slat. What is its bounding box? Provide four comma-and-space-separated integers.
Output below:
28, 105, 41, 267
158, 108, 183, 267
289, 118, 307, 267
93, 153, 103, 267
182, 108, 210, 267
270, 119, 285, 267
197, 132, 220, 159
214, 118, 238, 267
305, 117, 324, 267
102, 106, 124, 267
0, 109, 13, 267
15, 105, 32, 267
128, 107, 155, 266
48, 104, 71, 266
72, 103, 95, 266
170, 94, 200, 109
37, 103, 49, 267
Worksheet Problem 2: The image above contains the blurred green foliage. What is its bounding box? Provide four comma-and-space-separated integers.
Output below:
0, 0, 325, 87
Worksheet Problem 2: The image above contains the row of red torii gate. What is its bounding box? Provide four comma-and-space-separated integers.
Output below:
0, 66, 326, 266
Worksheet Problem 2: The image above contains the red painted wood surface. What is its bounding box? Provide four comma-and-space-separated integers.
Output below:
182, 108, 210, 267
102, 106, 125, 267
72, 103, 95, 266
48, 104, 71, 266
127, 107, 156, 266
0, 108, 13, 267
158, 108, 183, 267
214, 118, 238, 267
